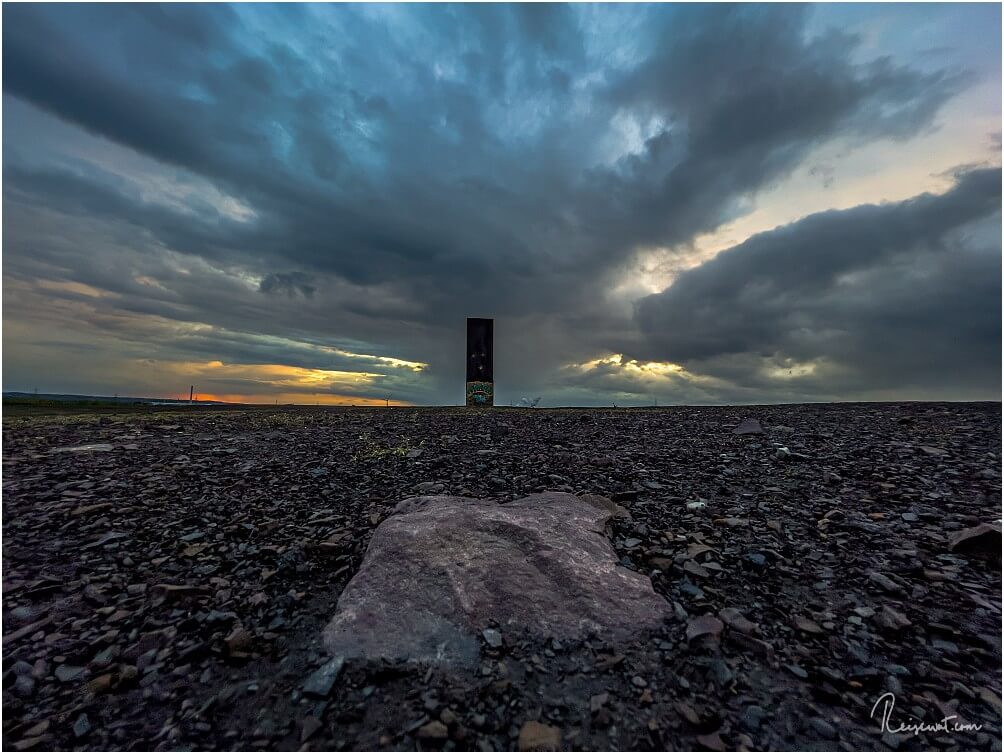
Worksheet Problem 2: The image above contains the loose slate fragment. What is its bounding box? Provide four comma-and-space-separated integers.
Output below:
418, 721, 448, 740
482, 628, 503, 648
518, 720, 562, 751
684, 560, 710, 579
949, 523, 1002, 556
732, 419, 765, 435
322, 493, 669, 667
52, 444, 114, 453
589, 693, 609, 713
686, 615, 724, 643
55, 664, 86, 683
868, 572, 905, 595
874, 605, 912, 631
73, 714, 91, 739
718, 607, 758, 636
303, 657, 345, 698
793, 616, 824, 635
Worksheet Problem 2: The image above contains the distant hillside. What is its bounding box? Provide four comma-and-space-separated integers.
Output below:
3, 392, 232, 406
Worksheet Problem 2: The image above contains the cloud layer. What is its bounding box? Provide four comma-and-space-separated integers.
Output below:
633, 167, 1001, 401
3, 4, 1000, 404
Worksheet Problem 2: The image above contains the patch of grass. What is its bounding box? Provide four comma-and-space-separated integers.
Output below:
352, 435, 424, 462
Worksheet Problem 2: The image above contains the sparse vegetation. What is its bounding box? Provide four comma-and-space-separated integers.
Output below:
352, 434, 424, 461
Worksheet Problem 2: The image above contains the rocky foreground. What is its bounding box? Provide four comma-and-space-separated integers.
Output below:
2, 403, 1001, 752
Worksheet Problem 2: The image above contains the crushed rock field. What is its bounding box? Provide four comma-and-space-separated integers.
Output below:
2, 403, 1001, 751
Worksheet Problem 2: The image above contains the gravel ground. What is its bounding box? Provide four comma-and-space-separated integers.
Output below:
2, 403, 1001, 751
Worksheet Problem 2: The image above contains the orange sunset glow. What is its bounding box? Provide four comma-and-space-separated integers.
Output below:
156, 360, 416, 405
191, 392, 411, 406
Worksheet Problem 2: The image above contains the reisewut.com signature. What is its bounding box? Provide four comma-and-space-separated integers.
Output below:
871, 692, 984, 736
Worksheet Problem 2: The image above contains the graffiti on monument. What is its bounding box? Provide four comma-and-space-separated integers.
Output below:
466, 381, 494, 406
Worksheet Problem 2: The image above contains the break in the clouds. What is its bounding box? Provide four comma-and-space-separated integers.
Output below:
2, 3, 1001, 405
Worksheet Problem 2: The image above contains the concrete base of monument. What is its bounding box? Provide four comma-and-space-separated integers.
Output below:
322, 492, 669, 667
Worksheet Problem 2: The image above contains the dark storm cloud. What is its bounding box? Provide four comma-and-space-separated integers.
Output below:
3, 6, 966, 293
259, 273, 316, 299
635, 167, 1002, 397
580, 6, 969, 254
2, 4, 997, 403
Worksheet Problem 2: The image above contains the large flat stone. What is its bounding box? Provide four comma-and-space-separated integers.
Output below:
323, 492, 669, 667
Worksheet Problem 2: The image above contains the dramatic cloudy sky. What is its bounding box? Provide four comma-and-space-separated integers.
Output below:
3, 3, 1001, 405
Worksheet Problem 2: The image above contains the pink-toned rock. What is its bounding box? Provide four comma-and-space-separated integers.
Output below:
322, 493, 669, 666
